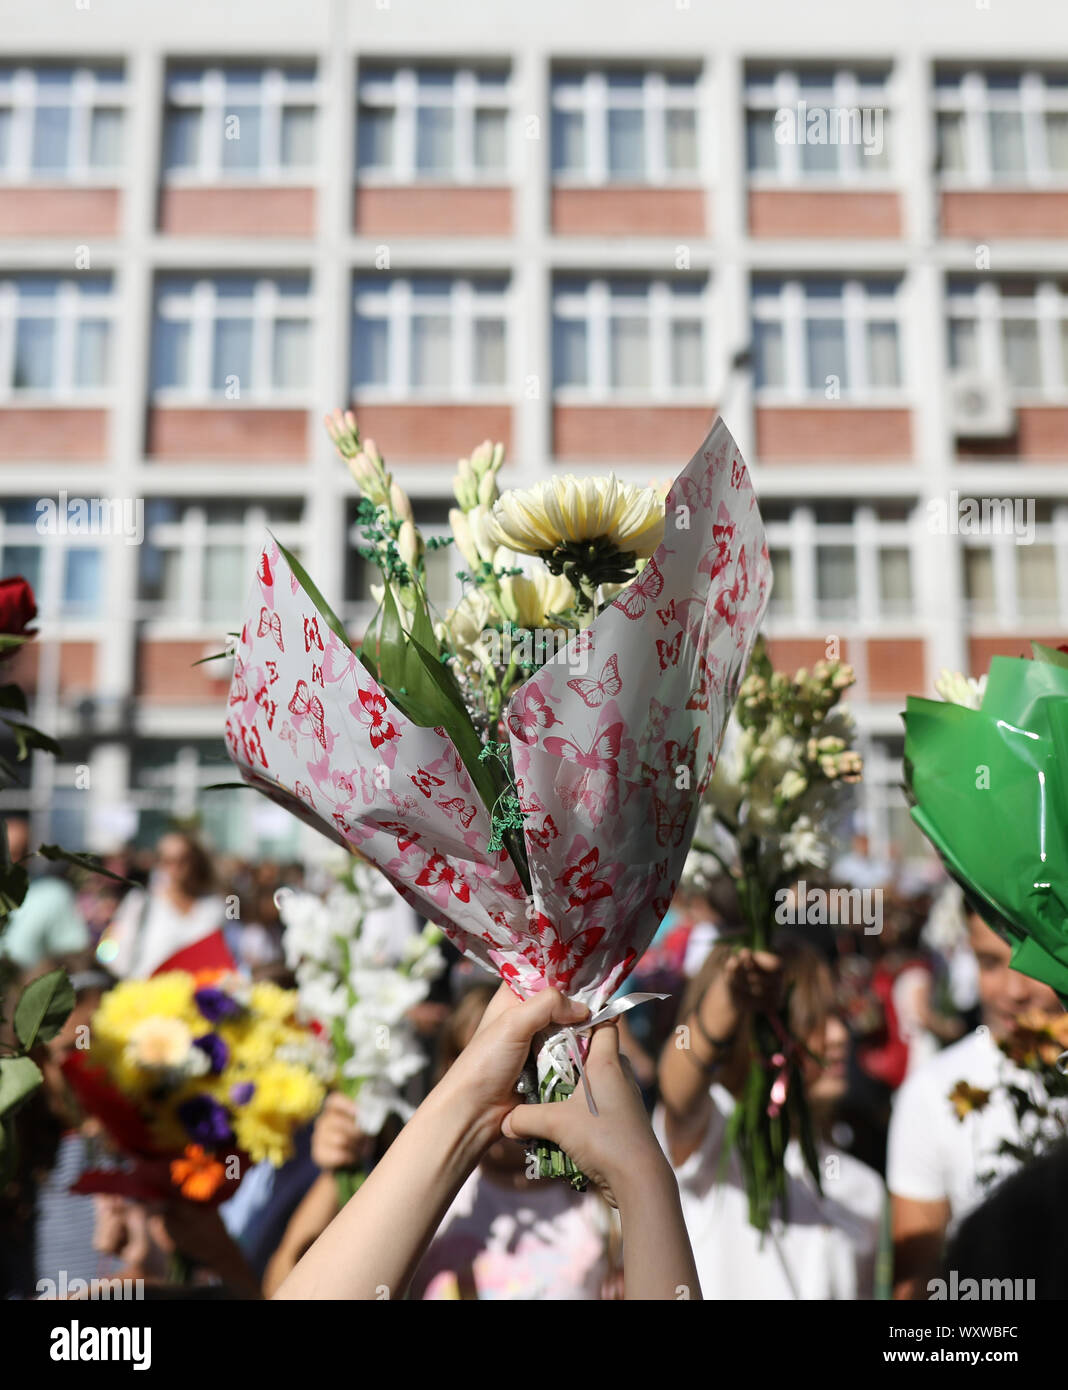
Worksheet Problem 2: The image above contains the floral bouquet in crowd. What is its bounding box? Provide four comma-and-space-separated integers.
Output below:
949, 1008, 1068, 1185
224, 413, 769, 1186
274, 859, 446, 1203
62, 970, 328, 1203
904, 643, 1068, 1002
683, 639, 863, 1229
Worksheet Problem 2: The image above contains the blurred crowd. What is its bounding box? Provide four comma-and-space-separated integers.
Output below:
1, 819, 1061, 1300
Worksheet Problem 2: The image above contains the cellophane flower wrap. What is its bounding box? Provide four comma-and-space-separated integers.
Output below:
225, 416, 770, 1179
63, 970, 328, 1203
904, 642, 1068, 1003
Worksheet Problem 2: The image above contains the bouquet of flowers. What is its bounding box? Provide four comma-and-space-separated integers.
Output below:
62, 970, 328, 1203
275, 860, 446, 1202
683, 638, 863, 1229
224, 414, 769, 1184
904, 643, 1068, 1002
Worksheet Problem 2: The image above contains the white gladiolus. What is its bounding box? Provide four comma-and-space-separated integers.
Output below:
934, 669, 987, 710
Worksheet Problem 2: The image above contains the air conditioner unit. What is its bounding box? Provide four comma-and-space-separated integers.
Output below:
948, 373, 1015, 439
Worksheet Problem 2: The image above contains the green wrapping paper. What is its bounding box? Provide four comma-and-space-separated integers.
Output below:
903, 642, 1068, 1002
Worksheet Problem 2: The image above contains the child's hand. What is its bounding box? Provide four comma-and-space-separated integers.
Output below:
499, 1022, 672, 1208
311, 1092, 374, 1172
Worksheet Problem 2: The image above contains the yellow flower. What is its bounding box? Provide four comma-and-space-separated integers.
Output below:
440, 589, 497, 662
498, 568, 576, 629
126, 1017, 195, 1069
249, 982, 298, 1024
485, 475, 664, 560
949, 1080, 991, 1121
234, 1061, 325, 1165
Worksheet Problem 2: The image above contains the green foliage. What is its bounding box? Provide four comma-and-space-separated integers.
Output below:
13, 968, 75, 1049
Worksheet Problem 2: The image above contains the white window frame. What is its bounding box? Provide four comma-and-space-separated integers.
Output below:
752, 276, 907, 404
745, 65, 895, 187
946, 277, 1068, 401
356, 63, 512, 184
151, 274, 314, 405
0, 63, 127, 184
859, 733, 930, 866
0, 502, 107, 631
162, 63, 319, 184
140, 501, 305, 633
763, 500, 918, 632
961, 500, 1068, 629
352, 274, 511, 401
0, 274, 115, 403
550, 66, 703, 187
551, 275, 712, 403
934, 67, 1068, 187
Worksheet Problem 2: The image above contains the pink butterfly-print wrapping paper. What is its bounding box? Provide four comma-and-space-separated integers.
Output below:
225, 416, 770, 1027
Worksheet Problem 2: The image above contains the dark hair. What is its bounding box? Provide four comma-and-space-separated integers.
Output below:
160, 830, 215, 897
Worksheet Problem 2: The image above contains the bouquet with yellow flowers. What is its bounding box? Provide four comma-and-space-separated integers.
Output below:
63, 970, 328, 1203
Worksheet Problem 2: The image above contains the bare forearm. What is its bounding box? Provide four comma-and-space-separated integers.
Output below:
617, 1159, 701, 1300
659, 983, 740, 1120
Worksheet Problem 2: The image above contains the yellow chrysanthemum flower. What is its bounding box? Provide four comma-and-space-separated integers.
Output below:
498, 567, 576, 630
249, 981, 298, 1024
485, 474, 664, 560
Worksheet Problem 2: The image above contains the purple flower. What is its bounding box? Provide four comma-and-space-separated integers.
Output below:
177, 1095, 234, 1148
194, 986, 243, 1024
193, 1032, 229, 1075
230, 1082, 255, 1107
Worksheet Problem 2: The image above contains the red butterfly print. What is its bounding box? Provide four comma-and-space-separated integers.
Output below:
506, 686, 560, 745
656, 599, 677, 628
410, 769, 446, 798
279, 722, 298, 751
311, 663, 324, 686
257, 607, 284, 651
230, 656, 248, 704
731, 456, 746, 489
714, 549, 750, 631
613, 557, 664, 621
224, 719, 240, 757
573, 630, 594, 656
686, 655, 721, 712
378, 820, 420, 852
294, 781, 315, 808
265, 660, 279, 685
559, 846, 612, 909
646, 698, 670, 742
356, 687, 398, 749
544, 923, 606, 991
414, 854, 471, 903
697, 751, 717, 794
566, 653, 622, 708
543, 720, 624, 775
240, 723, 268, 770
258, 552, 273, 587
436, 797, 477, 828
526, 814, 559, 851
656, 631, 682, 670
289, 679, 327, 747
665, 728, 698, 771
303, 615, 325, 653
332, 810, 352, 836
254, 685, 277, 729
699, 507, 735, 582
653, 795, 689, 848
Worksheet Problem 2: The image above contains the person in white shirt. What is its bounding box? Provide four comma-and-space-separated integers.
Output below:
99, 831, 226, 979
887, 907, 1062, 1298
657, 936, 885, 1299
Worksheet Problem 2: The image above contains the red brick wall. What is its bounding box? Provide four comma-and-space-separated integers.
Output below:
748, 189, 901, 238
941, 191, 1068, 239
138, 639, 232, 703
765, 637, 851, 671
0, 189, 120, 238
968, 634, 1066, 671
956, 407, 1068, 462
0, 409, 108, 461
865, 638, 925, 698
8, 640, 96, 695
146, 408, 308, 461
350, 403, 512, 461
553, 405, 717, 461
755, 407, 912, 461
158, 187, 316, 237
353, 186, 512, 236
551, 187, 706, 236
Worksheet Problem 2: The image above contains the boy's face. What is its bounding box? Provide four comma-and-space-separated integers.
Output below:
967, 912, 1060, 1038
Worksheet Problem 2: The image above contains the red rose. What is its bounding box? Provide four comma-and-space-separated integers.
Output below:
0, 576, 37, 643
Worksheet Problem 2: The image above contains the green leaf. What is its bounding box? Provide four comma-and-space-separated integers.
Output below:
0, 634, 30, 652
192, 651, 231, 667
0, 1055, 43, 1119
3, 718, 61, 760
273, 536, 353, 651
0, 684, 27, 713
14, 968, 75, 1049
36, 845, 133, 884
0, 860, 29, 920
201, 782, 254, 792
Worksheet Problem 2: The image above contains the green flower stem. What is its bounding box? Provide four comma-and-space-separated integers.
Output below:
530, 1074, 587, 1191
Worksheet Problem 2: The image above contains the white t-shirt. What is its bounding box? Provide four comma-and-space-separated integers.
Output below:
105, 888, 226, 979
409, 1166, 613, 1301
887, 1026, 1059, 1227
654, 1086, 884, 1300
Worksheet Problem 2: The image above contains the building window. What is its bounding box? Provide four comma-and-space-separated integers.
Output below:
352, 274, 510, 398
151, 273, 312, 402
745, 65, 892, 181
762, 498, 916, 627
163, 63, 317, 181
947, 277, 1068, 398
0, 498, 105, 622
552, 275, 709, 400
0, 62, 125, 181
356, 63, 510, 183
0, 273, 114, 400
551, 66, 700, 185
935, 67, 1068, 184
961, 499, 1065, 626
752, 276, 904, 400
856, 733, 931, 865
139, 499, 304, 627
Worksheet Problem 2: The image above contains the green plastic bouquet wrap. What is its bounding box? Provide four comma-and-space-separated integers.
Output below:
903, 642, 1068, 1003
